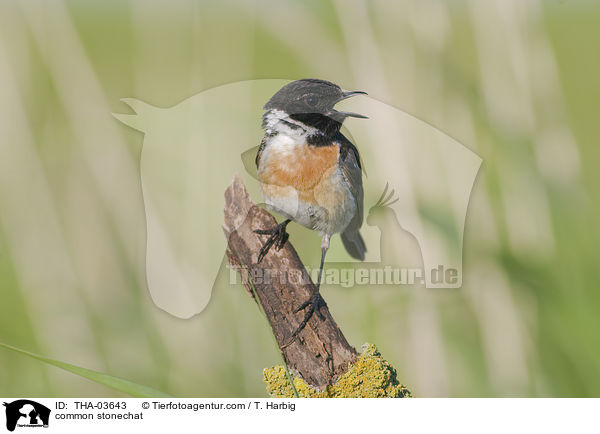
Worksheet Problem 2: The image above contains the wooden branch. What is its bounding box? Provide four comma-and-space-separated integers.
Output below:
223, 175, 357, 389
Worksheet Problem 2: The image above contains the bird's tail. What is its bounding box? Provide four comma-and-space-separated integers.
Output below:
341, 229, 366, 261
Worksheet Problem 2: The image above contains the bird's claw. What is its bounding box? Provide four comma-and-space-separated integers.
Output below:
282, 293, 327, 348
254, 220, 290, 263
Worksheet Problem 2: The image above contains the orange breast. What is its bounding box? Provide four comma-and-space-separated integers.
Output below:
258, 143, 339, 201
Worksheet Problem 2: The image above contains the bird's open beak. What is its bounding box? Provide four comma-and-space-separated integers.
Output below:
330, 90, 368, 119
340, 90, 368, 100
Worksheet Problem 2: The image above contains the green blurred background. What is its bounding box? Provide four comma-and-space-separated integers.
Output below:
1, 0, 599, 397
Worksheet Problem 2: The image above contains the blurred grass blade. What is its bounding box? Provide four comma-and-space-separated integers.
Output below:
0, 342, 172, 397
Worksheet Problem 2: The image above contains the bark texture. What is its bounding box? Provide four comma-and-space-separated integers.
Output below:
223, 175, 357, 388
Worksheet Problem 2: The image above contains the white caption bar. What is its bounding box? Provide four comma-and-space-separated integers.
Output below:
0, 398, 597, 433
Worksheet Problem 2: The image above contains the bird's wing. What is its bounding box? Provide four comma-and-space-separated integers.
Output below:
255, 135, 268, 168
336, 132, 366, 260
336, 132, 363, 225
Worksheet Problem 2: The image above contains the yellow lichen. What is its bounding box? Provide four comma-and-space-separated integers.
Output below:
263, 343, 411, 398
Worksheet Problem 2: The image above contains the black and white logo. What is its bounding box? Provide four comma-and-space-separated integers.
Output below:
3, 400, 50, 432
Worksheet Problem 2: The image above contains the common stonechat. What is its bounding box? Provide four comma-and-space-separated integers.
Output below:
254, 78, 368, 338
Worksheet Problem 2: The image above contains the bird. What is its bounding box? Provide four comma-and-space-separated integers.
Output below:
254, 78, 368, 339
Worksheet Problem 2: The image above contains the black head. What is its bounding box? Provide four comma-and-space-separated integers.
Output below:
264, 79, 367, 136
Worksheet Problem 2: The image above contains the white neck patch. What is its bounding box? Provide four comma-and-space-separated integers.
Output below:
263, 109, 319, 139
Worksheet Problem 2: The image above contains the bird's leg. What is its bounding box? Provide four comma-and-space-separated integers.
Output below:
287, 234, 330, 343
254, 218, 291, 263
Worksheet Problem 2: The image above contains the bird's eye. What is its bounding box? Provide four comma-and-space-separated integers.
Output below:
305, 95, 319, 107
